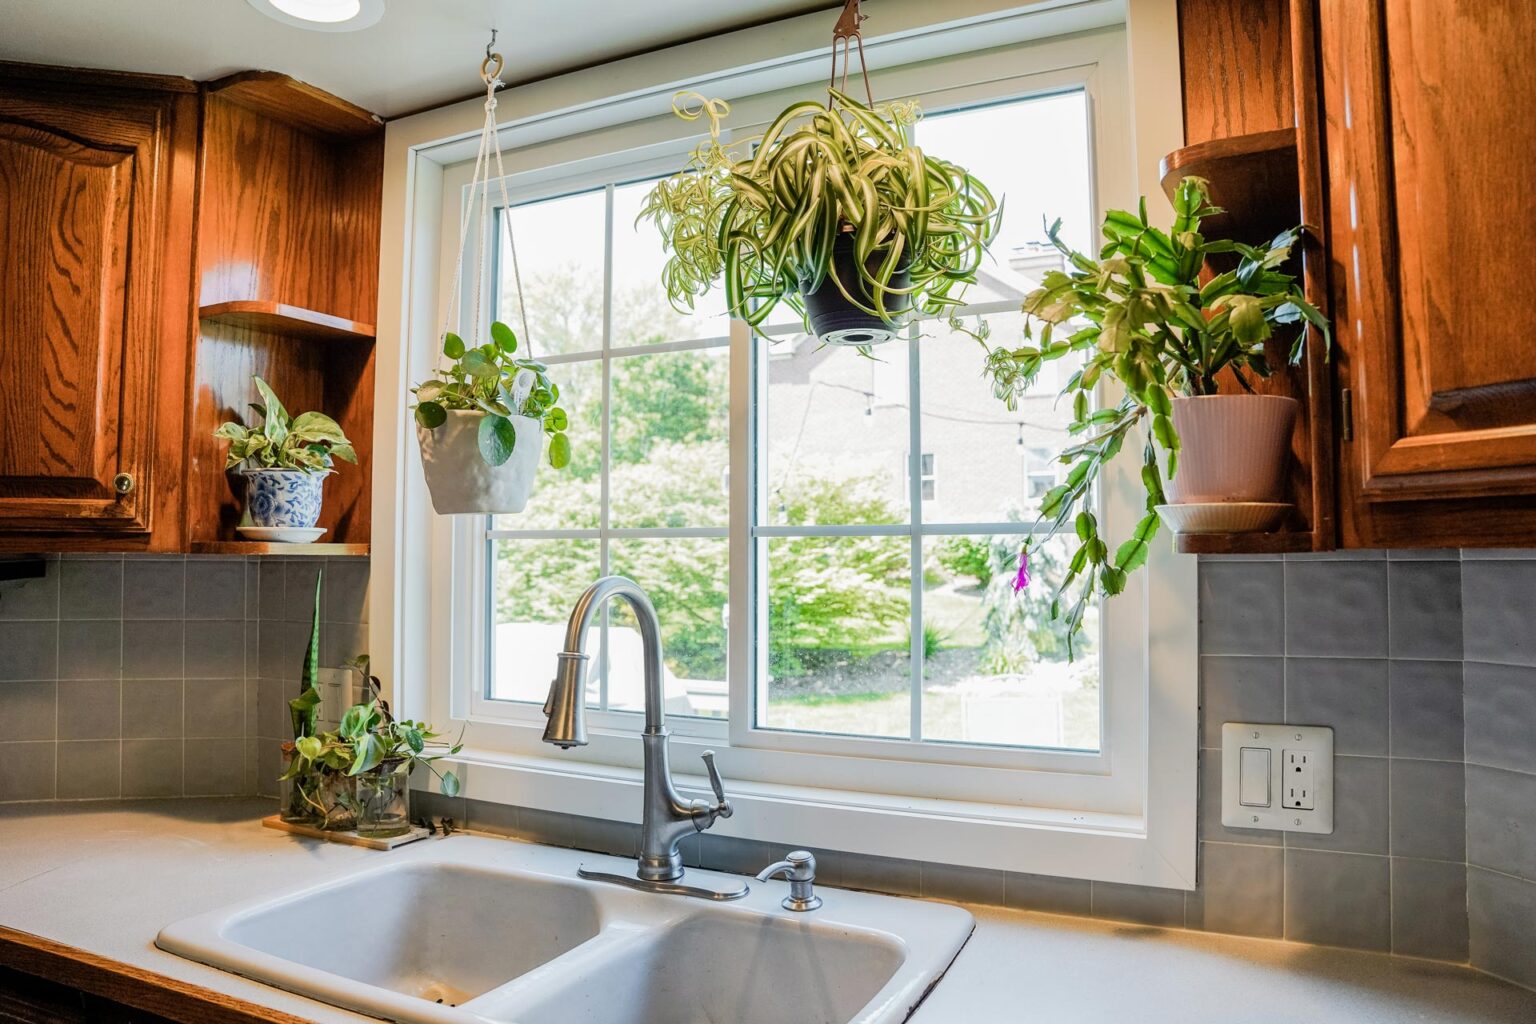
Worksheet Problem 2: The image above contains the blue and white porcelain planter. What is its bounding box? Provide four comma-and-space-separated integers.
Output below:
241, 468, 329, 528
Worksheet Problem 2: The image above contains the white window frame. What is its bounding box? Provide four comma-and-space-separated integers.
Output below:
373, 0, 1197, 887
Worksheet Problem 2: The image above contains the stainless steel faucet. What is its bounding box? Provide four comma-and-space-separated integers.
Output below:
543, 575, 746, 900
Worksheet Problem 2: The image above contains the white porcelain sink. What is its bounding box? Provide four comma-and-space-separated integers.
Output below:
156, 835, 973, 1024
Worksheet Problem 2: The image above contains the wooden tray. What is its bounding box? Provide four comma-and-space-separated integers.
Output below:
261, 814, 429, 851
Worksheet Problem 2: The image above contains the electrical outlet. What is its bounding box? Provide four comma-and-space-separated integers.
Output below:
1221, 723, 1334, 835
1284, 749, 1317, 810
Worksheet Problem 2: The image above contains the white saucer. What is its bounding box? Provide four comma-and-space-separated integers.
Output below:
237, 526, 326, 544
1155, 503, 1291, 534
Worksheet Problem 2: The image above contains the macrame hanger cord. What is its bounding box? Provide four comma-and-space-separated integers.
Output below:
439, 31, 536, 361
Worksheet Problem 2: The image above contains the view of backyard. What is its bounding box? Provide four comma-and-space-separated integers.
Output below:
487, 92, 1101, 752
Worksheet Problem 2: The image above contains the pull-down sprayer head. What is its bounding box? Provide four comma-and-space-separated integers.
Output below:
542, 652, 589, 748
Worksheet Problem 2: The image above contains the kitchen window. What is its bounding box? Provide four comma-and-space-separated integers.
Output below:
386, 18, 1196, 886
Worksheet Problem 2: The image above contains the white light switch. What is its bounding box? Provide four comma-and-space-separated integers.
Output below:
1239, 747, 1271, 807
1221, 723, 1334, 835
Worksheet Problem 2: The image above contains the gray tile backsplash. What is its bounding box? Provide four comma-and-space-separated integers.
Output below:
0, 553, 368, 804
414, 548, 1533, 983
9, 545, 1536, 990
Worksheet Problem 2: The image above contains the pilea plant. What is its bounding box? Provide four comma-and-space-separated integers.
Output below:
213, 376, 356, 472
640, 90, 1000, 343
411, 321, 571, 469
982, 176, 1330, 651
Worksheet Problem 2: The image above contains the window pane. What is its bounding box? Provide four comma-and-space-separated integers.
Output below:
611, 180, 728, 343
758, 535, 911, 739
609, 349, 729, 528
491, 359, 602, 531
490, 538, 602, 705
918, 312, 1079, 523
609, 538, 728, 719
920, 533, 1100, 751
499, 189, 606, 356
763, 343, 910, 526
917, 91, 1094, 277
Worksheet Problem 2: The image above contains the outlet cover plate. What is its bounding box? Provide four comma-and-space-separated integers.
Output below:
1221, 723, 1334, 834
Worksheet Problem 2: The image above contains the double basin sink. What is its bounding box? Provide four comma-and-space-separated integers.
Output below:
155, 835, 973, 1024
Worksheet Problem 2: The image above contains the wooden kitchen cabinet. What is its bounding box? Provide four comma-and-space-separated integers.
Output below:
0, 63, 380, 556
1174, 0, 1536, 551
1318, 0, 1536, 547
0, 66, 198, 550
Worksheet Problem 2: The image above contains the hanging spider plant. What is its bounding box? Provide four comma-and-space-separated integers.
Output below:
640, 90, 1001, 346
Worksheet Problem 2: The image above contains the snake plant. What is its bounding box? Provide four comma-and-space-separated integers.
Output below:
640, 91, 1001, 339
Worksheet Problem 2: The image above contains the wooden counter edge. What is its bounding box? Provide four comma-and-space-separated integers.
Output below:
0, 925, 312, 1024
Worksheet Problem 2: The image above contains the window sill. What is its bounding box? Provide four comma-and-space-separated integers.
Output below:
421, 745, 1195, 889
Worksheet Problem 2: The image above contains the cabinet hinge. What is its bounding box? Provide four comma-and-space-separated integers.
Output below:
1340, 387, 1354, 442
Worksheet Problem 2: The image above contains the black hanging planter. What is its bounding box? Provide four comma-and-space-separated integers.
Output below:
799, 231, 910, 346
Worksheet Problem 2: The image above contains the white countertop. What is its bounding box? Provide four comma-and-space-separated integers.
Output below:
1, 800, 1533, 1024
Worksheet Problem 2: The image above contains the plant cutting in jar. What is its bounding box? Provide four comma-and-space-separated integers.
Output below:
281, 651, 462, 835
639, 0, 1001, 347
213, 376, 355, 535
411, 38, 572, 515
980, 175, 1330, 651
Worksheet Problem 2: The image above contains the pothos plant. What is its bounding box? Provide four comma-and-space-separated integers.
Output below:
213, 376, 356, 472
982, 176, 1330, 652
280, 653, 462, 826
411, 321, 572, 469
639, 90, 1001, 336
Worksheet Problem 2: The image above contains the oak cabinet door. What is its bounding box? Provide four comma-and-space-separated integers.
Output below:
1322, 0, 1536, 541
0, 87, 190, 535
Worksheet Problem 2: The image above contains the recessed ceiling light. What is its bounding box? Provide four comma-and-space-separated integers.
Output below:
246, 0, 384, 32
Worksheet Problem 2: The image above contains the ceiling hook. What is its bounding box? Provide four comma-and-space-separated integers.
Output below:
486, 28, 498, 61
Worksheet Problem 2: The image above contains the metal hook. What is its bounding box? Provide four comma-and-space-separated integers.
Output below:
481, 28, 504, 85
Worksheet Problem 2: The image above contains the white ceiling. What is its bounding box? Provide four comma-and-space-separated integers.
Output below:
0, 0, 841, 117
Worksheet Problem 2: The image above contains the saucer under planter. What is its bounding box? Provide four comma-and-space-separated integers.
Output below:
237, 525, 326, 544
241, 467, 329, 529
1156, 502, 1291, 535
417, 409, 543, 515
799, 232, 910, 347
1165, 394, 1298, 506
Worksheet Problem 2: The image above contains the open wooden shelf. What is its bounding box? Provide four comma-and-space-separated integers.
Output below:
199, 301, 375, 343
187, 73, 382, 554
1174, 531, 1316, 555
205, 70, 382, 138
190, 541, 369, 557
1160, 128, 1299, 246
1156, 116, 1334, 559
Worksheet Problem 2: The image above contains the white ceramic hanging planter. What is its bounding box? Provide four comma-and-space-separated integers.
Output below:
417, 410, 543, 516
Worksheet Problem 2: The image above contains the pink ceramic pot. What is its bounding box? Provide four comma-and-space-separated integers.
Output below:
1164, 394, 1297, 504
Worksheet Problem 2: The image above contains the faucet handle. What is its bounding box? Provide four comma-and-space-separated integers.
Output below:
700, 750, 732, 819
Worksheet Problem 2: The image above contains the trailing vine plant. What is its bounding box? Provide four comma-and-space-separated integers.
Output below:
980, 176, 1330, 653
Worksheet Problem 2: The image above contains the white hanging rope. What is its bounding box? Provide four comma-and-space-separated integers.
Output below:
438, 45, 535, 360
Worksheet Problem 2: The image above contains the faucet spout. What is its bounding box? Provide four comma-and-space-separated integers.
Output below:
542, 575, 737, 889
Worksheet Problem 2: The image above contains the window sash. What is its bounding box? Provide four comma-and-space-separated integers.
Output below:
430, 34, 1155, 812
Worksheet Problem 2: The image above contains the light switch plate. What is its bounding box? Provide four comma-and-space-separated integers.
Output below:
1221, 723, 1334, 834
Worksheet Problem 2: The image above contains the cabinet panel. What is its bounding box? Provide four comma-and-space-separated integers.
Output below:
1327, 0, 1536, 490
1321, 0, 1536, 544
0, 79, 195, 542
0, 121, 133, 490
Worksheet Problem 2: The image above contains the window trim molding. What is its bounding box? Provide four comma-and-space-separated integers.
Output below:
373, 0, 1195, 887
